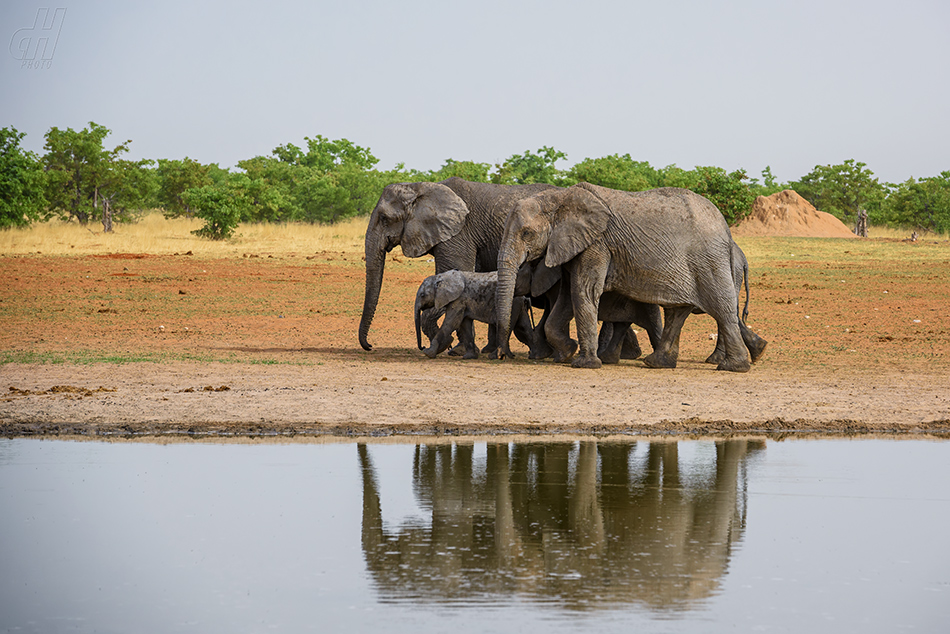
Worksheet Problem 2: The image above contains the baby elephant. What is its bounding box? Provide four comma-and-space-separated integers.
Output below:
414, 269, 537, 359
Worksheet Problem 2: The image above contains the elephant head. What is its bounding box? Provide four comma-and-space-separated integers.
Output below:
413, 270, 467, 350
359, 182, 470, 350
496, 185, 610, 358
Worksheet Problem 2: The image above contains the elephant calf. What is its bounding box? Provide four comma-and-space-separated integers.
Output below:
414, 269, 537, 359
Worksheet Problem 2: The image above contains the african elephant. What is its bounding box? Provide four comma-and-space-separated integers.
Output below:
496, 183, 767, 371
521, 259, 662, 363
413, 269, 538, 359
594, 240, 760, 366
359, 177, 556, 352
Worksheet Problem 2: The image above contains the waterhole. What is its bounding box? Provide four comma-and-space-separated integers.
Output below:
1, 437, 948, 632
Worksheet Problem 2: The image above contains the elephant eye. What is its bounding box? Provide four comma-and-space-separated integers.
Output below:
521, 228, 536, 240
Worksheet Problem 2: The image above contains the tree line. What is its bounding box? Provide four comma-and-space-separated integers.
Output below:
2, 122, 948, 239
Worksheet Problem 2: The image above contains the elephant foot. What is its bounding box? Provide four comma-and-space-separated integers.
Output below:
447, 344, 464, 357
642, 351, 677, 369
705, 349, 726, 365
422, 346, 440, 359
571, 353, 602, 369
551, 340, 578, 364
619, 335, 642, 360
528, 340, 554, 360
462, 348, 480, 360
487, 349, 500, 360
598, 347, 621, 365
716, 356, 751, 373
748, 338, 768, 363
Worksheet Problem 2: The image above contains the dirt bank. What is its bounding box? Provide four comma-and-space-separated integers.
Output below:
2, 360, 949, 438
2, 246, 949, 438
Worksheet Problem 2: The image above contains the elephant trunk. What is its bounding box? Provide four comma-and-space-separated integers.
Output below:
359, 227, 387, 351
414, 289, 425, 351
495, 251, 524, 360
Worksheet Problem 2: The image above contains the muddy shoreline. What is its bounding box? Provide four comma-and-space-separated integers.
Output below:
3, 360, 949, 439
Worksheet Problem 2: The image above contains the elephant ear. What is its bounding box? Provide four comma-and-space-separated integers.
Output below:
402, 182, 470, 258
434, 270, 466, 311
544, 186, 610, 268
530, 260, 561, 297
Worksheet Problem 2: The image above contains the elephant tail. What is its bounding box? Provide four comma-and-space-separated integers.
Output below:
741, 258, 750, 323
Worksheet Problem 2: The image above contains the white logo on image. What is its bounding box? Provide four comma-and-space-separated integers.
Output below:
9, 8, 67, 69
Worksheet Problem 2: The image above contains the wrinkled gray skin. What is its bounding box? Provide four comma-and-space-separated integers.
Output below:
523, 259, 662, 363
496, 183, 767, 371
414, 269, 538, 359
359, 177, 556, 352
595, 241, 757, 366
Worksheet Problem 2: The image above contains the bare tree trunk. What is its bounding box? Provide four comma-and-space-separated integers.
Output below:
855, 208, 868, 237
102, 199, 113, 233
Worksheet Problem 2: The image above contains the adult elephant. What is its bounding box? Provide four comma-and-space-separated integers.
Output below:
358, 177, 557, 351
495, 183, 767, 371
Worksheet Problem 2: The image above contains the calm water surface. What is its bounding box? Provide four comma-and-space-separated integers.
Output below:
1, 437, 948, 633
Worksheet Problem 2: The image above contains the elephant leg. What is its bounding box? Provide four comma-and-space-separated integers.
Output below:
569, 263, 604, 370
481, 323, 498, 354
528, 295, 555, 360
448, 318, 477, 356
424, 306, 465, 358
740, 320, 768, 363
421, 306, 445, 343
619, 327, 644, 359
631, 303, 663, 352
509, 299, 537, 359
597, 322, 615, 359
642, 306, 691, 369
544, 280, 578, 364
705, 323, 727, 365
706, 314, 767, 365
459, 317, 480, 359
598, 322, 634, 365
708, 304, 751, 373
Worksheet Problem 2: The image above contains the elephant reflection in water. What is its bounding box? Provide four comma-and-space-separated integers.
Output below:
358, 439, 764, 611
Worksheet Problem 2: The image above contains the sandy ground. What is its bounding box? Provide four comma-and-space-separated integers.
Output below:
3, 360, 949, 437
2, 250, 949, 438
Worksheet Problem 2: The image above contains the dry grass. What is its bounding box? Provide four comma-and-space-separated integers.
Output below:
0, 212, 370, 257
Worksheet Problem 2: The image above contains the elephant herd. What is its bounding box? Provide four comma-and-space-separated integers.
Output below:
359, 177, 767, 372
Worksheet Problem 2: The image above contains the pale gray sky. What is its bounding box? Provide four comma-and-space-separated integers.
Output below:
3, 0, 948, 184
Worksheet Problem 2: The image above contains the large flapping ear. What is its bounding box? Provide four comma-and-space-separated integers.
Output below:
544, 185, 610, 268
402, 182, 470, 258
434, 269, 466, 311
530, 259, 561, 297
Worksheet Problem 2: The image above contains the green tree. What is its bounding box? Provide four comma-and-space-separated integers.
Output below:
94, 157, 155, 232
564, 154, 660, 191
235, 156, 300, 222
42, 122, 150, 230
656, 164, 700, 189
156, 158, 212, 218
430, 159, 492, 183
492, 146, 567, 185
183, 176, 248, 240
884, 172, 950, 234
749, 166, 786, 197
261, 135, 386, 223
689, 166, 757, 225
791, 160, 886, 230
274, 135, 379, 172
0, 126, 46, 229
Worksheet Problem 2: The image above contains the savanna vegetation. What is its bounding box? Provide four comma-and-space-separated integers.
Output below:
2, 122, 949, 241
